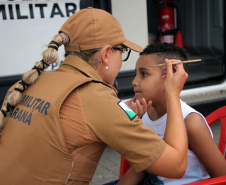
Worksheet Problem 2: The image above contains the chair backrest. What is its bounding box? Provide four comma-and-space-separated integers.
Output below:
119, 156, 131, 178
205, 106, 226, 159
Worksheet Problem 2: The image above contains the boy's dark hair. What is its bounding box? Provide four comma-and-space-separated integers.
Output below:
140, 42, 188, 64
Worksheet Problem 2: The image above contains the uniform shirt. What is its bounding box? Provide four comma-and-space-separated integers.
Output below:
60, 55, 166, 173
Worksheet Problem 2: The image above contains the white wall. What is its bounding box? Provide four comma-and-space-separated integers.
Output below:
111, 0, 148, 71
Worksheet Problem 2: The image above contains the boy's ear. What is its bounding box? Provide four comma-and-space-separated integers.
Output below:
101, 45, 111, 65
161, 68, 166, 78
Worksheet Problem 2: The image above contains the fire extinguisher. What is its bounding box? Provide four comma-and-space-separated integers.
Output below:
158, 0, 175, 43
158, 0, 184, 47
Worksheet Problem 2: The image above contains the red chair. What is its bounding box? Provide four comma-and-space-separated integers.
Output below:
119, 156, 131, 178
205, 106, 226, 159
119, 106, 226, 184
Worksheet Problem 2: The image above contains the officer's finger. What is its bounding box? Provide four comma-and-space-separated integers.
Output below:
165, 59, 173, 78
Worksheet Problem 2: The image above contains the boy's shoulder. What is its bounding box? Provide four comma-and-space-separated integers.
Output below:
180, 99, 201, 118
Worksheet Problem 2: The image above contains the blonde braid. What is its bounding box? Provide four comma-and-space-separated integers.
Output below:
0, 33, 69, 133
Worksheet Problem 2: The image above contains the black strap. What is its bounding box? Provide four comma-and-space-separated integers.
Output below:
49, 40, 60, 47
48, 40, 59, 51
6, 102, 15, 112
40, 59, 49, 68
32, 66, 43, 75
1, 110, 7, 117
14, 88, 23, 93
1, 102, 15, 117
19, 80, 30, 89
14, 80, 30, 93
32, 59, 49, 75
48, 45, 58, 51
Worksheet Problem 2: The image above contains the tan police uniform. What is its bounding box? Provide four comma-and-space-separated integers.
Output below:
0, 55, 165, 185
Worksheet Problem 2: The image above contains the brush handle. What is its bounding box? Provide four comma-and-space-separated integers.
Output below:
150, 59, 202, 67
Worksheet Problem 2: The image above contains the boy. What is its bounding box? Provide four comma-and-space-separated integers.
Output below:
117, 43, 226, 185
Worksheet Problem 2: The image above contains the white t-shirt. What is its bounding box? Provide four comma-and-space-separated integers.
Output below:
142, 100, 213, 185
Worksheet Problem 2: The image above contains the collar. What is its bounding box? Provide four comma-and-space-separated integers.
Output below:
61, 55, 102, 81
60, 55, 118, 93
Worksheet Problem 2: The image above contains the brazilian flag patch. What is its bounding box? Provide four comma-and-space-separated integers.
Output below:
118, 101, 136, 120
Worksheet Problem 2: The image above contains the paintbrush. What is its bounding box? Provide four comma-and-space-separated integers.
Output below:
149, 59, 202, 67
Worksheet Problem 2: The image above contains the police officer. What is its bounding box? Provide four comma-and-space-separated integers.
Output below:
0, 7, 188, 185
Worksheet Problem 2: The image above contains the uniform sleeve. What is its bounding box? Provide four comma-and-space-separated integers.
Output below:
79, 82, 166, 172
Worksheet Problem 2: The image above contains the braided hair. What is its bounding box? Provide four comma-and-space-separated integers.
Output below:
0, 33, 70, 133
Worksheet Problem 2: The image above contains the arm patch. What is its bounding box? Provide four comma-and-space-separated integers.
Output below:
117, 101, 136, 121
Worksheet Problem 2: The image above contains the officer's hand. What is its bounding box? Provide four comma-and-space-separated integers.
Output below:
162, 59, 188, 98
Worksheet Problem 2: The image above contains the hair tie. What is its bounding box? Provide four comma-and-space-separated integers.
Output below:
32, 66, 43, 75
1, 110, 7, 117
40, 59, 49, 67
14, 88, 23, 93
19, 80, 30, 89
48, 41, 59, 51
6, 102, 15, 112
40, 59, 49, 70
49, 40, 60, 47
14, 80, 30, 93
60, 32, 70, 45
48, 45, 58, 51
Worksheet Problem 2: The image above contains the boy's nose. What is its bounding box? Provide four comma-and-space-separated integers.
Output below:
132, 77, 138, 87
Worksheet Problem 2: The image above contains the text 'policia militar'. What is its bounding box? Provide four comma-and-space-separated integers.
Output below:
0, 2, 77, 20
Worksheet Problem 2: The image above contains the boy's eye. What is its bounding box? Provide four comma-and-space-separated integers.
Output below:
142, 72, 147, 77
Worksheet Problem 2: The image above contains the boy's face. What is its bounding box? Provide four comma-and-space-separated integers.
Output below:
132, 54, 165, 105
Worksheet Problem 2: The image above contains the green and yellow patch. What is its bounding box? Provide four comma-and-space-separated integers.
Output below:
118, 101, 136, 120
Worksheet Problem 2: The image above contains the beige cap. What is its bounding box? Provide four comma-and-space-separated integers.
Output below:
59, 7, 143, 52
